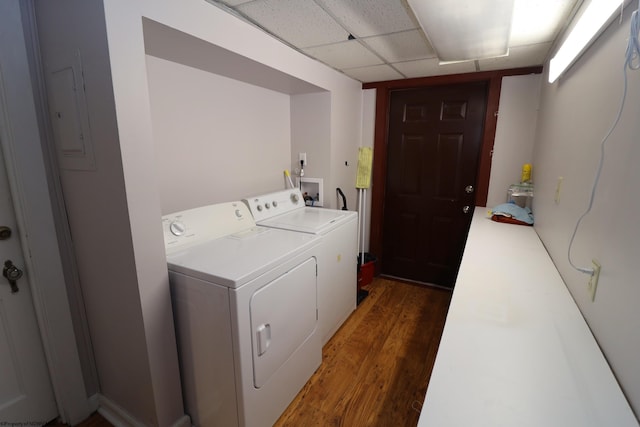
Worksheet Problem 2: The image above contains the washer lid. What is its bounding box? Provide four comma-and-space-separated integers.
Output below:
166, 226, 319, 288
258, 207, 357, 234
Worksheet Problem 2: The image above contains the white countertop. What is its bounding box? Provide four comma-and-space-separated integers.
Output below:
418, 211, 638, 427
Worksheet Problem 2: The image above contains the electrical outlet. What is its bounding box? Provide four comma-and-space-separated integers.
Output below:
555, 176, 564, 204
587, 259, 601, 301
299, 152, 307, 166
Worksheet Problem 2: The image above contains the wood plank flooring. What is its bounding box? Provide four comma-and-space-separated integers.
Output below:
275, 277, 452, 426
46, 412, 111, 427
52, 278, 451, 427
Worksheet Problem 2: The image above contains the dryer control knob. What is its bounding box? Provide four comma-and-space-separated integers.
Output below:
291, 193, 299, 203
273, 201, 278, 208
265, 202, 271, 209
169, 221, 186, 236
257, 205, 263, 212
235, 209, 243, 218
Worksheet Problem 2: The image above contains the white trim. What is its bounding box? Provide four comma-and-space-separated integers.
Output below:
98, 396, 145, 427
0, 3, 92, 424
87, 393, 100, 413
98, 395, 191, 427
171, 414, 192, 427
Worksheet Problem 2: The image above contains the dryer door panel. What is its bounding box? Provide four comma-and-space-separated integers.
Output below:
250, 257, 317, 388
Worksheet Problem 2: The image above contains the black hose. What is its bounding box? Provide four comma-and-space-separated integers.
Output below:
336, 188, 347, 210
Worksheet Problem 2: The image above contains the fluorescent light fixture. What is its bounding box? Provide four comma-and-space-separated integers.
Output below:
548, 0, 624, 83
510, 0, 577, 46
407, 0, 515, 62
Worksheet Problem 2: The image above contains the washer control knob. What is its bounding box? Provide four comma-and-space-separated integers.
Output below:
257, 205, 263, 212
169, 221, 186, 236
273, 201, 278, 208
235, 209, 243, 218
265, 202, 271, 209
291, 193, 299, 203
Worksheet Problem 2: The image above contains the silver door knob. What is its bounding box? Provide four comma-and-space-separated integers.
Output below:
462, 205, 471, 214
465, 185, 474, 194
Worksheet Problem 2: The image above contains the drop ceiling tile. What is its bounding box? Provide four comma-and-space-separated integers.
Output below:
236, 0, 349, 48
510, 0, 578, 46
478, 42, 551, 71
392, 58, 476, 78
315, 0, 418, 38
342, 64, 404, 83
363, 30, 435, 63
304, 40, 383, 70
214, 0, 578, 80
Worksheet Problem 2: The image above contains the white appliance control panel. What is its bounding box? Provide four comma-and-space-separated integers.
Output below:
162, 202, 255, 253
242, 189, 304, 221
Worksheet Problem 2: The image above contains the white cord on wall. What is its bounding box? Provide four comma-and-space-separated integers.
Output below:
567, 0, 640, 275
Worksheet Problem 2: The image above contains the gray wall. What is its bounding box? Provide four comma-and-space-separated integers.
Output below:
487, 74, 541, 208
534, 6, 640, 416
146, 55, 293, 213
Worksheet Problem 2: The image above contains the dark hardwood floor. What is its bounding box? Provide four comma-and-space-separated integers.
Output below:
47, 412, 111, 427
275, 277, 451, 426
53, 277, 451, 427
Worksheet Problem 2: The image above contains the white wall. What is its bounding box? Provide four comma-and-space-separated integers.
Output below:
329, 83, 363, 211
486, 74, 541, 208
34, 1, 185, 426
146, 55, 292, 213
135, 2, 362, 212
534, 5, 640, 416
290, 92, 331, 204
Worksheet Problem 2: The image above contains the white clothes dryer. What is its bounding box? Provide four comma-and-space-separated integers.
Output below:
243, 189, 357, 345
163, 201, 321, 427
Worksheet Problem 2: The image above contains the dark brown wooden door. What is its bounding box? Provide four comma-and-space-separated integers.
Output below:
382, 82, 488, 288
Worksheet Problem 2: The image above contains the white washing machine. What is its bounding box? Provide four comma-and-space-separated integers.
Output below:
243, 189, 357, 345
162, 201, 321, 427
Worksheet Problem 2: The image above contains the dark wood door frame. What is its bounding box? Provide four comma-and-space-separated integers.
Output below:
362, 67, 542, 274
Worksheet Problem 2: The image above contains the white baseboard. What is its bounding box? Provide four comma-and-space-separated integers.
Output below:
97, 395, 144, 427
170, 414, 192, 427
87, 393, 100, 413
97, 394, 191, 427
